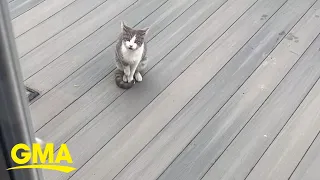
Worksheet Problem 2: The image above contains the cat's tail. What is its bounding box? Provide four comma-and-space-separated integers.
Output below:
115, 69, 135, 89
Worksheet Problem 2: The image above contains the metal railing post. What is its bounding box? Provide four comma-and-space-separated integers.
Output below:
0, 1, 43, 180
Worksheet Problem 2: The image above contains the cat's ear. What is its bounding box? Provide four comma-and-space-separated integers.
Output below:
142, 27, 150, 35
121, 21, 131, 32
120, 21, 125, 31
121, 21, 129, 31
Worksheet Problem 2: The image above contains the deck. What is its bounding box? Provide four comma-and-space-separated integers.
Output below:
8, 0, 320, 179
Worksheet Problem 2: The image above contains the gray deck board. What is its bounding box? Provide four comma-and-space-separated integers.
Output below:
40, 0, 261, 179
32, 0, 191, 133
112, 0, 318, 179
201, 30, 320, 180
15, 0, 111, 58
9, 0, 320, 179
27, 0, 176, 129
11, 0, 78, 37
156, 1, 319, 180
18, 0, 136, 80
65, 0, 285, 179
8, 0, 45, 19
31, 0, 228, 136
290, 131, 320, 180
23, 0, 168, 97
246, 71, 320, 179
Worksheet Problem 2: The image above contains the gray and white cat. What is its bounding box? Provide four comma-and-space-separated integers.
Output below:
114, 21, 149, 89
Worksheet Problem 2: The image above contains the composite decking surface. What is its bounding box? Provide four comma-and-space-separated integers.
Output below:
8, 0, 320, 179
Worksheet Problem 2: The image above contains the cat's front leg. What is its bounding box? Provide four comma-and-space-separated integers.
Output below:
123, 66, 130, 82
128, 62, 139, 83
124, 66, 130, 76
127, 73, 134, 83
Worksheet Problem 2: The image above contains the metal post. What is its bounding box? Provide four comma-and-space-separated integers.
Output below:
0, 1, 43, 180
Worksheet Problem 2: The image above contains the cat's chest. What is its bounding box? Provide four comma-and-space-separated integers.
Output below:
121, 44, 144, 64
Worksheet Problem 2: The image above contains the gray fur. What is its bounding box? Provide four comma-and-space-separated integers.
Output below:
114, 21, 149, 89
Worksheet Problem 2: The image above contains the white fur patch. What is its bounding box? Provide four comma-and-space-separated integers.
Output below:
125, 35, 137, 50
135, 72, 143, 82
129, 35, 136, 44
121, 42, 144, 64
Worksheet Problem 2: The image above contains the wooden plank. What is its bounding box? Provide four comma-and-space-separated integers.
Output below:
111, 0, 317, 179
159, 2, 320, 180
40, 0, 258, 179
15, 0, 111, 58
155, 1, 320, 180
25, 0, 177, 98
30, 0, 173, 131
201, 28, 320, 180
12, 0, 78, 37
18, 0, 135, 78
246, 76, 320, 179
290, 131, 320, 180
25, 0, 173, 109
63, 0, 279, 179
33, 0, 226, 135
33, 0, 218, 178
8, 0, 45, 19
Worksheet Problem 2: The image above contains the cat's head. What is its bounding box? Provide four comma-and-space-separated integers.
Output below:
120, 21, 149, 51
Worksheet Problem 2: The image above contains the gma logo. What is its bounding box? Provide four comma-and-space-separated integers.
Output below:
7, 143, 76, 173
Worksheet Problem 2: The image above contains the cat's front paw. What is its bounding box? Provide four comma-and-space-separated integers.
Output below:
127, 76, 134, 83
134, 72, 142, 82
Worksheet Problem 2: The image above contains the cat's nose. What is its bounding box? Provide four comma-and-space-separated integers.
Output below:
129, 45, 133, 49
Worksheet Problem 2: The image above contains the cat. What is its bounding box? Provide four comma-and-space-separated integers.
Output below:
114, 21, 149, 89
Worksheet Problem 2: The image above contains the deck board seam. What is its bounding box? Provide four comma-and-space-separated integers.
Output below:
289, 130, 320, 179
18, 0, 114, 59
245, 72, 320, 180
243, 5, 320, 177
245, 32, 320, 180
15, 0, 81, 38
10, 0, 47, 20
147, 0, 300, 178
200, 29, 320, 180
244, 4, 320, 177
243, 21, 320, 178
